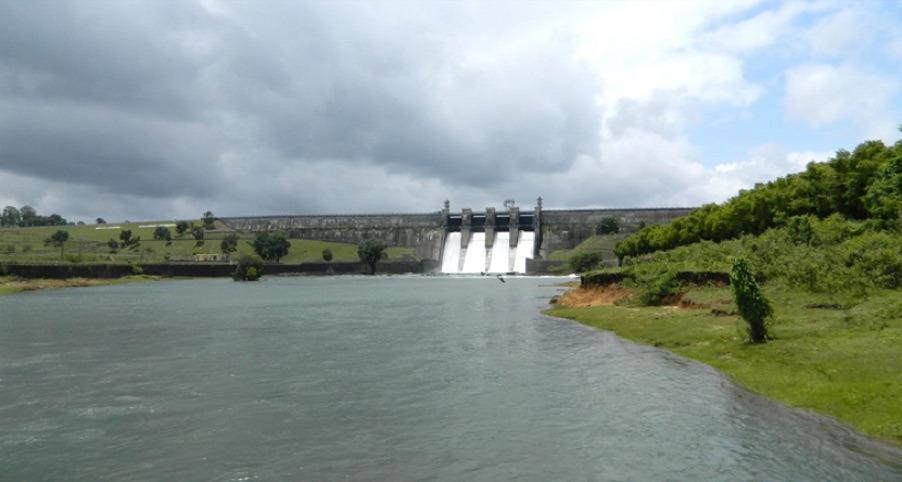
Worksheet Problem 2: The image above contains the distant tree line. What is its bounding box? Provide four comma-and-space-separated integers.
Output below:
615, 137, 902, 262
1, 205, 67, 227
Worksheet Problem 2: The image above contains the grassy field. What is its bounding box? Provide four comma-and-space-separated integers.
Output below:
547, 285, 902, 445
544, 233, 629, 267
0, 221, 418, 265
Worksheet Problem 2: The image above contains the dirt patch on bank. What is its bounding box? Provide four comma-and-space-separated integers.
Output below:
555, 285, 632, 307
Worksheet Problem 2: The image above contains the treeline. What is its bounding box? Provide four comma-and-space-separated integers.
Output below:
1, 205, 68, 227
615, 138, 901, 262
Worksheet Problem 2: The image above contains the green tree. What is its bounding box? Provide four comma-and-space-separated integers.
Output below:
107, 238, 119, 253
233, 253, 264, 281
153, 226, 172, 242
220, 233, 239, 260
252, 231, 291, 262
595, 217, 620, 235
202, 211, 216, 230
45, 230, 69, 260
322, 248, 333, 261
96, 218, 106, 225
568, 252, 602, 273
192, 226, 205, 246
358, 238, 388, 274
119, 230, 140, 249
2, 206, 21, 227
19, 205, 36, 226
730, 257, 773, 343
175, 221, 191, 236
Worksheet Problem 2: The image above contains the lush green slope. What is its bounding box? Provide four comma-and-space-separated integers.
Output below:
615, 138, 901, 261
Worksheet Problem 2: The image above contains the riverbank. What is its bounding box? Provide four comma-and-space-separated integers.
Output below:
0, 275, 161, 295
547, 284, 902, 446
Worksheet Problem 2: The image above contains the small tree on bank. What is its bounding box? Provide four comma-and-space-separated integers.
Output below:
322, 248, 333, 262
358, 238, 388, 274
233, 253, 263, 281
730, 257, 773, 343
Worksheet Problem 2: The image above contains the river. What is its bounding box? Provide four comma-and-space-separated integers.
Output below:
2, 276, 901, 481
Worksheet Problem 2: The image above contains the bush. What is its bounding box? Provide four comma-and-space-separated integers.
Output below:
595, 217, 620, 235
131, 265, 144, 275
322, 249, 333, 262
625, 264, 681, 306
569, 252, 602, 273
730, 257, 773, 343
233, 253, 264, 281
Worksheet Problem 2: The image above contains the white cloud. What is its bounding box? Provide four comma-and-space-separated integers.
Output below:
784, 63, 897, 129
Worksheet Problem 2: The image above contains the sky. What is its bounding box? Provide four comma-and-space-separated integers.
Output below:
1, 0, 901, 223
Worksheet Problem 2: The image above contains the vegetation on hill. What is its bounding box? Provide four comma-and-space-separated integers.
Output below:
614, 137, 901, 263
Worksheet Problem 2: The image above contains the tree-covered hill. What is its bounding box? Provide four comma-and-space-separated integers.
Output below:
615, 137, 901, 263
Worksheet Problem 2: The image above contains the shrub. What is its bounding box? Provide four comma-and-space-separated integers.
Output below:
729, 257, 773, 343
322, 249, 333, 262
233, 253, 264, 281
568, 252, 602, 273
625, 264, 681, 306
131, 265, 144, 276
595, 217, 620, 235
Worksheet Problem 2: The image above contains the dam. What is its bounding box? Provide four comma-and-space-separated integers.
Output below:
439, 203, 538, 274
221, 199, 693, 274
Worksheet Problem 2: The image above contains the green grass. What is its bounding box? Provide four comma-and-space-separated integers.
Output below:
0, 221, 418, 265
545, 233, 629, 266
547, 286, 902, 445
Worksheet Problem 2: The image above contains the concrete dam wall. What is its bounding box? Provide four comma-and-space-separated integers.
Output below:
221, 204, 694, 273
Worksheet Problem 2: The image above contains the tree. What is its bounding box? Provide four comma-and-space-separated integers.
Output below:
45, 230, 69, 260
192, 226, 205, 246
233, 253, 263, 281
729, 257, 773, 343
107, 238, 119, 253
595, 217, 620, 235
1, 206, 21, 227
252, 231, 291, 262
568, 252, 603, 273
220, 233, 239, 260
322, 248, 333, 261
202, 211, 216, 230
358, 238, 388, 274
96, 218, 106, 225
175, 221, 191, 236
153, 226, 172, 242
19, 206, 36, 226
119, 230, 140, 250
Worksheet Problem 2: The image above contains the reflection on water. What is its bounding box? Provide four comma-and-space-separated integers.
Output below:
1, 276, 901, 481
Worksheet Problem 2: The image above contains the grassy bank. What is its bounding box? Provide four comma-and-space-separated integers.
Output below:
0, 275, 161, 296
0, 221, 419, 265
547, 284, 902, 445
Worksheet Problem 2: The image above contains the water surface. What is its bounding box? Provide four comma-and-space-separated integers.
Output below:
2, 276, 901, 481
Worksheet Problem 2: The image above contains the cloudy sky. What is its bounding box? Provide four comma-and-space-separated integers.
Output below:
1, 0, 901, 223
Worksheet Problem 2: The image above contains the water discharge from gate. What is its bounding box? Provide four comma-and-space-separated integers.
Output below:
441, 230, 534, 274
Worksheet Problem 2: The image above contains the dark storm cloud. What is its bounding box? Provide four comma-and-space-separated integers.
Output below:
0, 0, 602, 218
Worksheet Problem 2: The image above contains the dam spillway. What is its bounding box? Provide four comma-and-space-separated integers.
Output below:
440, 230, 535, 274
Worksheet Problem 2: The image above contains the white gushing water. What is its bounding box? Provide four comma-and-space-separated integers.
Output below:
441, 230, 534, 274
